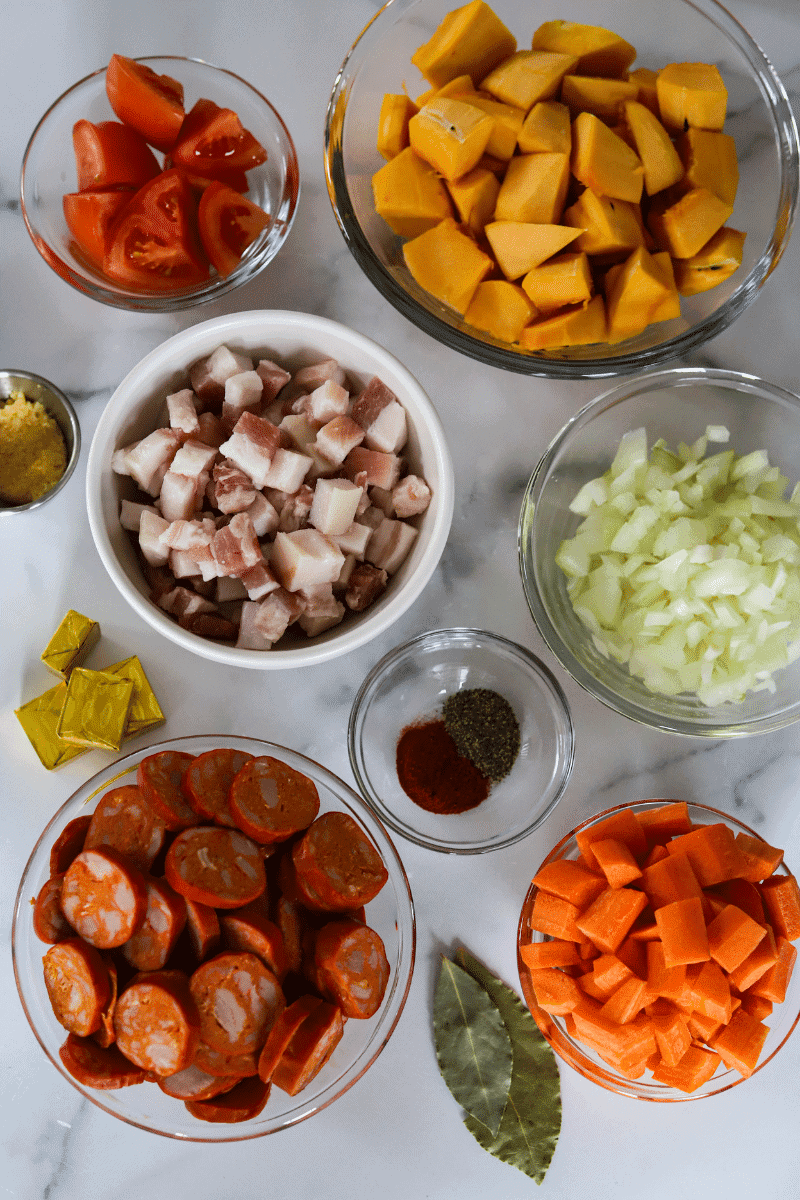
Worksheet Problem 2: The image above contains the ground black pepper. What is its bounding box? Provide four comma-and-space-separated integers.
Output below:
442, 688, 520, 783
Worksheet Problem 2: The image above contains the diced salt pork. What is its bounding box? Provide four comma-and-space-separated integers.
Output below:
212, 460, 257, 513
355, 487, 371, 516
217, 598, 244, 625
218, 411, 280, 489
142, 560, 176, 599
158, 587, 217, 617
333, 553, 358, 593
265, 487, 290, 515
139, 510, 171, 566
125, 428, 183, 496
366, 516, 418, 574
167, 389, 200, 436
179, 611, 238, 640
271, 529, 346, 591
352, 377, 407, 453
222, 370, 264, 432
309, 477, 363, 537
192, 577, 216, 599
332, 521, 372, 560
239, 560, 280, 601
256, 359, 292, 404
189, 345, 253, 402
211, 512, 263, 576
160, 472, 198, 522
158, 517, 215, 559
171, 440, 219, 481
120, 499, 159, 532
345, 563, 389, 611
343, 447, 401, 490
244, 492, 280, 538
305, 380, 350, 428
279, 414, 316, 454
170, 549, 202, 579
237, 601, 274, 650
253, 588, 305, 642
315, 416, 365, 467
112, 445, 136, 476
359, 505, 385, 530
298, 594, 346, 637
216, 575, 249, 603
392, 474, 432, 518
263, 448, 312, 493
370, 486, 395, 516
278, 485, 314, 533
196, 411, 226, 449
292, 358, 346, 392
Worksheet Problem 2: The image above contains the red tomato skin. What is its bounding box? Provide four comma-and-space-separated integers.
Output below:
62, 187, 135, 266
197, 181, 270, 277
163, 158, 250, 195
72, 120, 161, 190
170, 99, 267, 178
103, 168, 210, 291
106, 55, 185, 153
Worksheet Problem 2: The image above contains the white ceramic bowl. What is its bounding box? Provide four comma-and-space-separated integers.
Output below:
86, 310, 454, 669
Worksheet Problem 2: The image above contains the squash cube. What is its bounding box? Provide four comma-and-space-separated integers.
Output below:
371, 146, 453, 238
647, 186, 733, 258
485, 221, 581, 280
672, 226, 746, 295
563, 190, 644, 257
411, 0, 517, 88
377, 94, 418, 161
518, 100, 571, 154
623, 100, 684, 195
519, 294, 607, 351
657, 62, 728, 132
402, 217, 493, 314
605, 246, 673, 341
562, 75, 639, 122
482, 49, 577, 109
531, 20, 636, 79
464, 280, 537, 342
521, 251, 593, 312
494, 152, 571, 224
572, 112, 644, 204
447, 167, 501, 235
452, 93, 524, 160
408, 97, 495, 181
676, 127, 739, 206
628, 67, 660, 116
650, 252, 682, 321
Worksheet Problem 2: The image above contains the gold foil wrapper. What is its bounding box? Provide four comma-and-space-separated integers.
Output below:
40, 610, 101, 678
15, 683, 87, 770
56, 668, 134, 752
104, 655, 165, 737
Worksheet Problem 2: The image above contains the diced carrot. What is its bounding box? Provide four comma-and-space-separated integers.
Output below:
706, 903, 767, 974
739, 992, 773, 1021
650, 1044, 721, 1092
709, 1008, 769, 1077
749, 936, 797, 1004
592, 953, 634, 995
646, 940, 687, 1002
527, 967, 584, 1015
684, 960, 732, 1025
603, 1053, 649, 1080
642, 843, 670, 868
686, 1010, 723, 1043
579, 940, 600, 961
704, 894, 727, 920
600, 975, 648, 1025
727, 924, 778, 992
665, 823, 745, 887
759, 873, 800, 940
571, 998, 655, 1064
650, 1001, 692, 1066
616, 935, 647, 980
636, 802, 692, 844
575, 886, 648, 954
641, 852, 703, 909
520, 939, 581, 970
531, 858, 607, 909
579, 973, 610, 1001
628, 917, 660, 942
576, 808, 648, 869
655, 896, 710, 967
712, 878, 765, 924
734, 832, 784, 882
592, 837, 643, 889
529, 890, 584, 941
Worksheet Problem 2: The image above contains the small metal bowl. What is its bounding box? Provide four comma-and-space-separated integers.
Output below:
0, 370, 80, 513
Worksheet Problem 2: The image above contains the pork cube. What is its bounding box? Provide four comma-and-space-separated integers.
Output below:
332, 520, 372, 559
298, 594, 346, 637
216, 575, 249, 603
112, 444, 136, 476
278, 485, 314, 533
359, 505, 386, 530
237, 601, 274, 650
222, 369, 264, 432
212, 460, 257, 513
169, 549, 203, 579
369, 486, 395, 516
279, 413, 316, 454
239, 560, 280, 601
120, 499, 160, 532
171, 439, 219, 481
366, 516, 418, 574
125, 428, 183, 495
218, 411, 280, 489
159, 471, 198, 522
345, 563, 389, 612
263, 447, 312, 493
179, 612, 238, 639
309, 477, 363, 537
333, 553, 358, 594
158, 517, 215, 560
253, 588, 305, 642
392, 474, 432, 518
211, 512, 263, 576
158, 587, 217, 617
256, 358, 292, 404
191, 577, 217, 599
314, 415, 365, 467
142, 559, 176, 600
343, 446, 402, 490
196, 411, 226, 449
139, 509, 171, 566
244, 492, 280, 538
167, 388, 200, 436
189, 345, 253, 403
292, 358, 346, 392
271, 529, 346, 592
305, 379, 350, 428
352, 377, 407, 453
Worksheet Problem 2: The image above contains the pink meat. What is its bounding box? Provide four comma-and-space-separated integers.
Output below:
167, 389, 200, 436
392, 474, 432, 518
212, 461, 257, 513
314, 416, 365, 467
343, 447, 401, 490
218, 412, 281, 489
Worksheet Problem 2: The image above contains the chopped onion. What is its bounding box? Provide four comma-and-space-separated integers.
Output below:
554, 425, 800, 706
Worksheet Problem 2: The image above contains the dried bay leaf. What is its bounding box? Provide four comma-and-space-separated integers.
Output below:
434, 956, 513, 1137
457, 947, 561, 1185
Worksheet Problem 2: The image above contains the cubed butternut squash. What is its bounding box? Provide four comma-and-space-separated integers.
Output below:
519, 294, 607, 350
402, 217, 493, 313
531, 20, 636, 78
628, 67, 660, 117
464, 279, 538, 341
563, 189, 644, 257
410, 0, 517, 87
371, 146, 453, 238
481, 49, 577, 109
562, 76, 639, 123
447, 166, 501, 235
377, 94, 419, 161
657, 62, 728, 132
647, 186, 733, 258
605, 246, 674, 341
518, 100, 572, 155
485, 221, 581, 280
572, 112, 644, 204
521, 250, 593, 312
408, 97, 495, 181
494, 151, 571, 223
650, 251, 682, 321
672, 226, 746, 295
452, 93, 524, 160
623, 100, 684, 195
676, 127, 739, 207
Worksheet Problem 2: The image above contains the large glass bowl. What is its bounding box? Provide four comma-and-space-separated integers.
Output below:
12, 734, 416, 1142
324, 0, 798, 378
519, 367, 800, 736
517, 800, 800, 1101
21, 57, 299, 311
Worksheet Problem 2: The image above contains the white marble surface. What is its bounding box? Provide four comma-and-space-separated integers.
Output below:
2, 1, 800, 1197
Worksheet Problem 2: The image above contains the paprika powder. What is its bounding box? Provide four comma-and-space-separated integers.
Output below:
396, 719, 490, 815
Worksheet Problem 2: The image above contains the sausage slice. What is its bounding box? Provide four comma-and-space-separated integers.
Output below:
184, 1075, 271, 1123
59, 1033, 147, 1089
189, 951, 284, 1055
43, 938, 111, 1037
313, 918, 390, 1018
49, 815, 92, 875
122, 876, 187, 972
84, 784, 166, 873
137, 750, 199, 831
113, 969, 200, 1077
33, 874, 72, 944
291, 812, 388, 911
271, 1001, 344, 1096
181, 748, 254, 827
60, 847, 147, 949
165, 826, 267, 909
229, 757, 320, 844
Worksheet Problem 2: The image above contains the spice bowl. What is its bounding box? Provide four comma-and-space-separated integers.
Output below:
348, 628, 574, 854
0, 370, 80, 513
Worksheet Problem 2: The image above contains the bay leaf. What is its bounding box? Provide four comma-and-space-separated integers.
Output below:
434, 956, 513, 1137
456, 947, 561, 1185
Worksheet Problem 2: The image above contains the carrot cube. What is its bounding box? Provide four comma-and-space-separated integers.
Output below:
532, 858, 607, 908
636, 801, 692, 844
739, 992, 773, 1021
646, 940, 687, 1002
600, 975, 648, 1025
575, 808, 648, 869
650, 1002, 692, 1066
665, 823, 745, 887
709, 1008, 769, 1077
628, 918, 660, 942
650, 1044, 720, 1092
686, 1010, 723, 1043
734, 832, 783, 883
685, 960, 732, 1024
527, 967, 584, 1015
592, 837, 643, 889
759, 873, 800, 940
727, 924, 778, 992
592, 953, 634, 995
616, 935, 648, 980
713, 878, 765, 924
706, 903, 766, 973
519, 939, 581, 970
575, 886, 648, 953
655, 896, 710, 967
642, 843, 669, 868
529, 890, 584, 941
641, 852, 703, 910
578, 973, 610, 1001
749, 936, 797, 1004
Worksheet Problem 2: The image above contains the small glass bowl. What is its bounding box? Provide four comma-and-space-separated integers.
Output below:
517, 800, 800, 1101
21, 57, 299, 311
348, 628, 574, 854
519, 367, 800, 736
12, 734, 415, 1142
325, 0, 799, 378
0, 370, 80, 513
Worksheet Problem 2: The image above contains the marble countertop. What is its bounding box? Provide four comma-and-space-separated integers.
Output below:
2, 2, 799, 1197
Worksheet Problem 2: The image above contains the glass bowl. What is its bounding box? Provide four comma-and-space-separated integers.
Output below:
12, 734, 416, 1141
348, 627, 574, 853
519, 367, 800, 736
517, 799, 800, 1101
0, 370, 80, 513
21, 57, 299, 311
324, 0, 799, 378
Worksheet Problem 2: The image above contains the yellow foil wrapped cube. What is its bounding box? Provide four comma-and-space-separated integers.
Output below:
372, 146, 453, 238
56, 667, 135, 752
40, 610, 101, 678
403, 217, 493, 314
104, 656, 165, 737
464, 280, 537, 342
411, 0, 516, 87
15, 683, 87, 770
409, 97, 495, 181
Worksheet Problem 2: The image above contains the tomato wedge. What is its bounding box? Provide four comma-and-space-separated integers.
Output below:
164, 158, 250, 195
63, 186, 134, 267
72, 119, 161, 191
106, 55, 185, 153
197, 181, 271, 277
103, 169, 210, 291
170, 99, 267, 178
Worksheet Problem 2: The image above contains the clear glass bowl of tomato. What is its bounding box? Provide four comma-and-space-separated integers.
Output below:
21, 57, 300, 311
